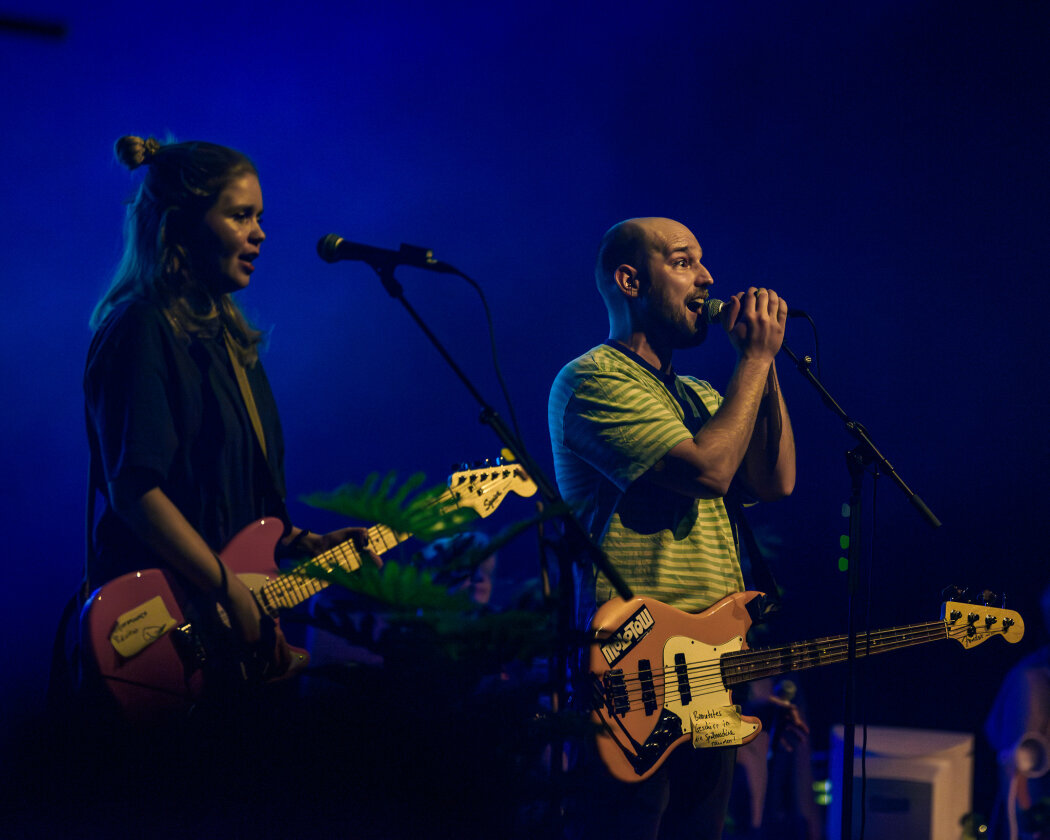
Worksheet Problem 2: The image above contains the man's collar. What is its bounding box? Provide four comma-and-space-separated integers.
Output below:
604, 340, 677, 385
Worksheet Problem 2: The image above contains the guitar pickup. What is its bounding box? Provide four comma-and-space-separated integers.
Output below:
674, 652, 691, 706
638, 659, 657, 717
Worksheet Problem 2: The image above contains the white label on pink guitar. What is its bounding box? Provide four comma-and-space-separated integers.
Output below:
109, 595, 177, 658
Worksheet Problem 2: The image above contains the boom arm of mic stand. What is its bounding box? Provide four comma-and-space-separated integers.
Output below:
480, 408, 633, 599
370, 261, 634, 601
779, 342, 941, 529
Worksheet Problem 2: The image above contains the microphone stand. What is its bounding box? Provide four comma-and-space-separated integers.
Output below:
365, 258, 634, 828
778, 340, 939, 840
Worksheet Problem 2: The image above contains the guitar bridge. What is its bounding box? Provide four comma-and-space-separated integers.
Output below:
603, 669, 630, 717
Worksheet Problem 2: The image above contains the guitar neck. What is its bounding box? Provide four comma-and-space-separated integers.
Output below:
720, 619, 949, 688
251, 462, 537, 616
258, 498, 446, 614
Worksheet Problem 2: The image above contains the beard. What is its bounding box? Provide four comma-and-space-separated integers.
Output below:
642, 290, 709, 350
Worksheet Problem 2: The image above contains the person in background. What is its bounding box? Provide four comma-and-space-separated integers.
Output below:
422, 530, 498, 606
986, 583, 1050, 839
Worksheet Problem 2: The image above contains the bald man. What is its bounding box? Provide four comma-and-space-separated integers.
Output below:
549, 217, 795, 839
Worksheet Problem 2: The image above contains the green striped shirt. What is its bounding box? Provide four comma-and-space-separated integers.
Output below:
548, 342, 744, 617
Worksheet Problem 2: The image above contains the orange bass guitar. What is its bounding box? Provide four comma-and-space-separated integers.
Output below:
590, 590, 1024, 782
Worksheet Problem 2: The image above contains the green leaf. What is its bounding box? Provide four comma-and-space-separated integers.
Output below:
296, 558, 471, 612
300, 471, 479, 540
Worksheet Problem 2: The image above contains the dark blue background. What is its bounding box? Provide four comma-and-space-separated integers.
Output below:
1, 0, 1046, 819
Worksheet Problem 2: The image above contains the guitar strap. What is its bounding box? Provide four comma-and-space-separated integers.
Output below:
224, 329, 267, 460
222, 329, 294, 534
725, 492, 782, 620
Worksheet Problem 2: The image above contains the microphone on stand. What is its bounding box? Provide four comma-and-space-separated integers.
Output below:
317, 234, 458, 274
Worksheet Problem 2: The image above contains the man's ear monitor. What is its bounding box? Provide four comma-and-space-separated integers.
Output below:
616, 266, 639, 292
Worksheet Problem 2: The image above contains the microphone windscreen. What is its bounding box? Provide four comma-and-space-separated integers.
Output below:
317, 234, 343, 263
703, 298, 725, 323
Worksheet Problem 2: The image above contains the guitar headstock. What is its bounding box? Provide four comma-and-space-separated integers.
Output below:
447, 458, 538, 520
943, 600, 1025, 649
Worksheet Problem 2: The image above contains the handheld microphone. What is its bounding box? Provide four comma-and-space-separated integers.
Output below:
701, 298, 727, 323
701, 297, 808, 322
317, 234, 457, 274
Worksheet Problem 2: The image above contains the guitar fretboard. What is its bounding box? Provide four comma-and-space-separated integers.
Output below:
720, 619, 952, 686
256, 501, 443, 614
246, 464, 535, 617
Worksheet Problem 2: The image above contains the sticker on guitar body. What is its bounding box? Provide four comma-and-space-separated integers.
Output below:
600, 605, 655, 666
109, 595, 178, 659
690, 705, 753, 747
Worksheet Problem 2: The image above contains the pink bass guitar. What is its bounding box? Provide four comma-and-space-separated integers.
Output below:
80, 462, 536, 722
590, 590, 1024, 782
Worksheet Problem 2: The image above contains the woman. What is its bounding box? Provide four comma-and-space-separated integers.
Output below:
84, 135, 367, 683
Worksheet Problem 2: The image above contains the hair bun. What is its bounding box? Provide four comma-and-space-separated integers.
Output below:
114, 135, 161, 170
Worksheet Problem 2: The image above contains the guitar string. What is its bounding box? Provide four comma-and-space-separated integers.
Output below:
601, 621, 1011, 710
262, 479, 487, 609
604, 625, 953, 707
258, 470, 526, 611
611, 617, 999, 693
613, 621, 948, 693
605, 623, 1004, 710
613, 622, 965, 700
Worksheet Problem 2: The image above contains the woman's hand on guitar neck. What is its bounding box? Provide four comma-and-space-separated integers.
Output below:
281, 526, 382, 569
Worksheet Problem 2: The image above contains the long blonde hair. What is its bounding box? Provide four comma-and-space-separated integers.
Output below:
91, 135, 264, 365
